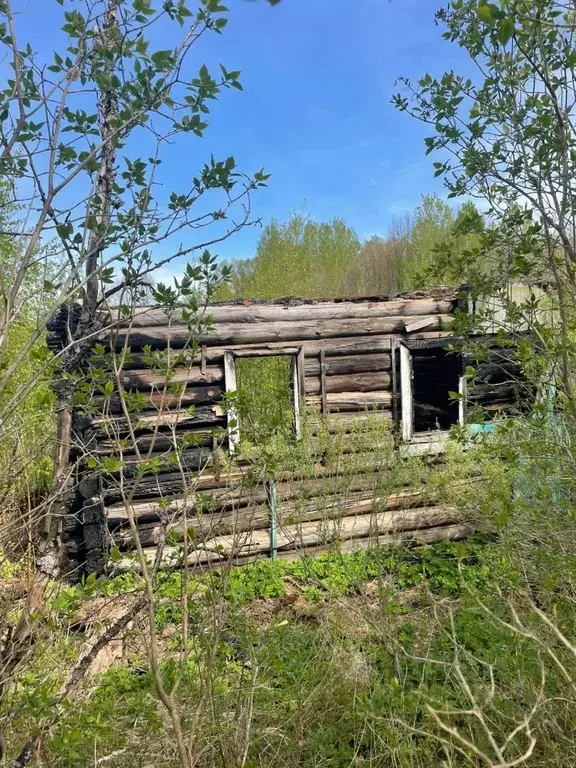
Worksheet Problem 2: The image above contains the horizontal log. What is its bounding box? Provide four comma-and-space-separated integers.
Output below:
120, 365, 224, 389
106, 481, 437, 533
94, 384, 223, 414
114, 333, 450, 369
111, 521, 474, 574
113, 298, 456, 327
306, 392, 393, 412
305, 411, 393, 432
279, 523, 474, 562
110, 494, 454, 550
96, 428, 217, 455
101, 452, 402, 505
93, 406, 226, 434
113, 315, 454, 350
468, 382, 515, 402
305, 371, 391, 395
106, 472, 395, 525
103, 447, 214, 481
113, 504, 460, 568
304, 353, 391, 376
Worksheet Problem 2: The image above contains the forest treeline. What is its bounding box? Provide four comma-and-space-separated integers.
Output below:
215, 195, 482, 300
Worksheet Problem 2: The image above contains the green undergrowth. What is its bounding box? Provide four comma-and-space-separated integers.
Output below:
13, 535, 572, 768
53, 535, 502, 629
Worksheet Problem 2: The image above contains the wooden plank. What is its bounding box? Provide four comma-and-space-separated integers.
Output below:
304, 353, 391, 376
107, 471, 414, 526
223, 351, 240, 454
112, 505, 462, 568
93, 405, 225, 433
297, 348, 306, 400
93, 384, 223, 413
96, 428, 216, 455
306, 392, 393, 412
399, 344, 413, 442
319, 349, 327, 415
116, 334, 451, 368
291, 354, 302, 439
305, 371, 392, 395
114, 298, 457, 327
305, 411, 393, 432
119, 365, 224, 389
113, 314, 454, 350
391, 340, 399, 423
279, 523, 474, 562
101, 453, 396, 505
201, 345, 207, 375
231, 346, 301, 358
109, 494, 454, 549
404, 316, 439, 333
111, 522, 473, 573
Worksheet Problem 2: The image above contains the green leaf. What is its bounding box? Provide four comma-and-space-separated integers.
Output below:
477, 3, 493, 21
497, 17, 514, 45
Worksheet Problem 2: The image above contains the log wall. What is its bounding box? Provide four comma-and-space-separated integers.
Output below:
53, 290, 518, 576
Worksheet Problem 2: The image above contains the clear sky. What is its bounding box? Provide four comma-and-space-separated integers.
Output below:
11, 0, 475, 282
176, 0, 472, 265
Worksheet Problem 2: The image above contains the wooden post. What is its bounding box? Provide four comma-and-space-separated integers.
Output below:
391, 340, 398, 423
399, 344, 413, 442
223, 352, 240, 454
458, 374, 467, 426
266, 479, 278, 559
320, 349, 327, 415
201, 344, 207, 376
291, 354, 302, 439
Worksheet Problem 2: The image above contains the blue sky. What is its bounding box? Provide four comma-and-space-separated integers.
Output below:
13, 0, 474, 281
178, 0, 472, 264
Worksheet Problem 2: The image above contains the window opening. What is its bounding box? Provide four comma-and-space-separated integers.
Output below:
223, 351, 301, 453
400, 342, 464, 441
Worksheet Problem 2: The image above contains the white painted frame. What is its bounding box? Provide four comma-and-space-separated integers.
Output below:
223, 351, 240, 454
223, 349, 303, 454
399, 342, 466, 441
399, 343, 414, 442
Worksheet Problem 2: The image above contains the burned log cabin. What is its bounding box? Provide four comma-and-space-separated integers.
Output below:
51, 288, 528, 578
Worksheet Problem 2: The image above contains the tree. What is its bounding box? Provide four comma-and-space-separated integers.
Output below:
0, 0, 267, 415
0, 0, 269, 560
0, 4, 268, 761
399, 194, 456, 289
394, 0, 576, 407
218, 212, 361, 299
344, 235, 402, 296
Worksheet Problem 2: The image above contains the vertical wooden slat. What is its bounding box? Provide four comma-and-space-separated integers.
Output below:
53, 403, 72, 484
391, 340, 398, 423
320, 349, 327, 415
266, 479, 278, 560
223, 352, 240, 454
458, 374, 467, 426
291, 354, 302, 439
201, 344, 207, 376
297, 347, 306, 398
399, 344, 413, 442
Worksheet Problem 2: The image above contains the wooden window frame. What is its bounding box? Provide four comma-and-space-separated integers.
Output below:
223, 348, 304, 454
399, 339, 466, 442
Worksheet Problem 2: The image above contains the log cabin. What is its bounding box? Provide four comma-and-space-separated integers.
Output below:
48, 286, 532, 578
